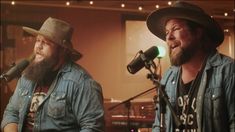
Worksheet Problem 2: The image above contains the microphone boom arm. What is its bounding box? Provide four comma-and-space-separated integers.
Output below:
144, 60, 183, 132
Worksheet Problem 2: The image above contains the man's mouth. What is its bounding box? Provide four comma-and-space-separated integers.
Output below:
168, 41, 181, 55
170, 43, 180, 51
34, 53, 44, 62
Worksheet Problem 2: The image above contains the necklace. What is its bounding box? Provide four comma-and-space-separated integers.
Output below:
176, 55, 208, 130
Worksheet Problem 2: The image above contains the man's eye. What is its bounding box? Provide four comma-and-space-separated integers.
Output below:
165, 31, 169, 35
173, 27, 180, 31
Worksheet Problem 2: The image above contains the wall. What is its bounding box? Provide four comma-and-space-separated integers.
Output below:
1, 3, 234, 130
1, 4, 158, 102
1, 3, 234, 109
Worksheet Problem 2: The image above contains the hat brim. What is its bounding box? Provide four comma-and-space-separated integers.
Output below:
23, 26, 82, 61
146, 7, 224, 46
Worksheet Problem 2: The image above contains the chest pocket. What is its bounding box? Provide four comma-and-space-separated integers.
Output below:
19, 88, 29, 99
18, 88, 30, 115
47, 92, 66, 119
204, 87, 224, 117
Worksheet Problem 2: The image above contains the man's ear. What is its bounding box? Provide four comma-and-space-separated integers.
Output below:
61, 47, 71, 60
197, 28, 214, 51
195, 28, 203, 39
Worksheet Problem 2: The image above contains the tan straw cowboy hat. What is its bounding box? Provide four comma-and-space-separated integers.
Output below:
23, 17, 82, 61
146, 1, 224, 47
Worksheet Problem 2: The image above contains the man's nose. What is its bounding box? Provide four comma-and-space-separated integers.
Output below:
35, 42, 43, 50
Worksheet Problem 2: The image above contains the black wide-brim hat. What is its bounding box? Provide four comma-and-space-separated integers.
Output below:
146, 1, 224, 47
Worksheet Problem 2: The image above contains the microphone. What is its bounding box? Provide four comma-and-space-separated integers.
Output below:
127, 46, 159, 74
0, 54, 35, 82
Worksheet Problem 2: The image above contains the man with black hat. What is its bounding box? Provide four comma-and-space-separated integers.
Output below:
1, 17, 105, 132
146, 1, 234, 132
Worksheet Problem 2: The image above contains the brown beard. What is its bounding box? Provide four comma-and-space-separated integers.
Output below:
169, 47, 190, 66
24, 55, 58, 83
169, 42, 199, 66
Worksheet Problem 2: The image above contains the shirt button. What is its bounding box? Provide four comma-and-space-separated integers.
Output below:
212, 95, 215, 98
172, 81, 175, 84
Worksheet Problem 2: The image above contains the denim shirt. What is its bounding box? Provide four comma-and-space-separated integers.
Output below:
1, 61, 105, 132
152, 51, 235, 132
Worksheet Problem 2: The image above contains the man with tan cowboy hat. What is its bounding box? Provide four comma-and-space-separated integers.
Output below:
1, 17, 105, 132
146, 1, 234, 132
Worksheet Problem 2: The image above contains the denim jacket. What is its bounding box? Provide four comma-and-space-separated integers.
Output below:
152, 51, 235, 132
1, 61, 105, 132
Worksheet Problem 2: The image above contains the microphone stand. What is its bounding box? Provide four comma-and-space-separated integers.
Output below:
143, 59, 183, 132
108, 86, 156, 132
0, 65, 13, 121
